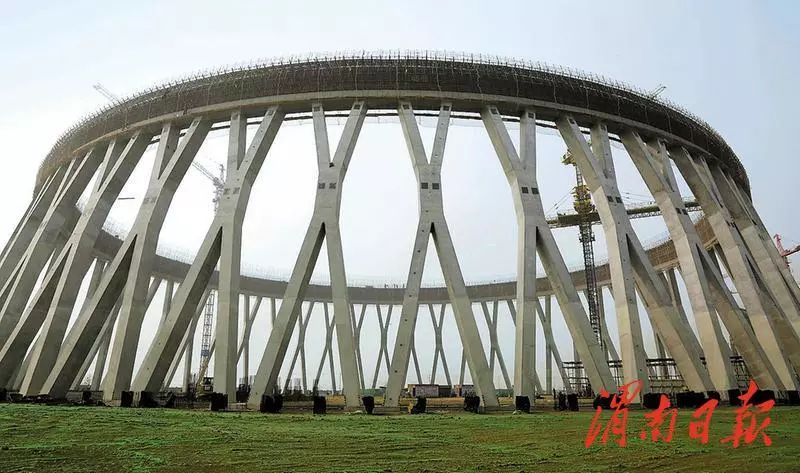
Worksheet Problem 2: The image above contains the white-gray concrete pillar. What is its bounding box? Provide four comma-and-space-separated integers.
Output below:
131, 110, 283, 399
557, 117, 714, 395
40, 119, 211, 399
249, 102, 366, 409
482, 106, 614, 396
385, 102, 499, 408
671, 148, 794, 390
624, 132, 736, 392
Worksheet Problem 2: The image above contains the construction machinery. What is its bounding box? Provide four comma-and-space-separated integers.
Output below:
193, 163, 225, 391
774, 234, 800, 268
562, 149, 603, 350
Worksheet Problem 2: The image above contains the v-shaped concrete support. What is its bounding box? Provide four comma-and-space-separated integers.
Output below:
132, 109, 283, 399
672, 148, 798, 391
284, 301, 314, 393
481, 300, 511, 390
371, 305, 393, 389
623, 131, 737, 392
249, 101, 366, 409
713, 169, 800, 337
40, 118, 212, 400
0, 133, 151, 393
384, 102, 499, 408
482, 106, 614, 399
428, 304, 452, 386
557, 117, 713, 395
0, 146, 107, 345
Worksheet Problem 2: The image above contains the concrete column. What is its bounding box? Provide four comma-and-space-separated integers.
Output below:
91, 299, 123, 391
174, 289, 210, 391
409, 325, 423, 385
544, 296, 553, 392
284, 301, 313, 392
385, 102, 498, 408
0, 135, 151, 393
671, 148, 793, 390
237, 296, 262, 386
249, 102, 366, 409
313, 303, 337, 392
482, 106, 614, 396
74, 275, 158, 390
0, 145, 108, 346
129, 110, 282, 400
351, 303, 367, 390
371, 305, 392, 389
557, 117, 714, 395
428, 304, 452, 386
713, 169, 800, 338
67, 259, 107, 390
40, 119, 212, 400
0, 167, 68, 291
505, 300, 542, 393
481, 300, 512, 390
597, 287, 619, 361
459, 349, 467, 386
623, 131, 736, 392
160, 280, 175, 326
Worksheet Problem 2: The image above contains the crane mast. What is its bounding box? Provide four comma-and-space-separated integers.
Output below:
194, 163, 225, 392
562, 150, 604, 350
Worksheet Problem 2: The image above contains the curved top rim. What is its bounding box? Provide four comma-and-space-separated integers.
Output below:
37, 50, 749, 191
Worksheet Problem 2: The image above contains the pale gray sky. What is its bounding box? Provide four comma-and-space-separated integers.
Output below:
0, 0, 797, 390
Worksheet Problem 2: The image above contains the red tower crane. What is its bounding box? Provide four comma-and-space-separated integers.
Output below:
774, 234, 800, 267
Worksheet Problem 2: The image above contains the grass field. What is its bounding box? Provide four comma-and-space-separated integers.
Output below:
1, 403, 798, 472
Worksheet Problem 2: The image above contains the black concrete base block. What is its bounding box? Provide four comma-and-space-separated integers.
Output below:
515, 396, 531, 413
410, 397, 427, 414
362, 396, 375, 414
81, 390, 92, 404
752, 390, 775, 405
706, 391, 721, 402
0, 388, 7, 403
120, 391, 134, 408
313, 396, 327, 414
260, 395, 283, 413
33, 394, 52, 404
164, 392, 176, 408
676, 391, 705, 409
727, 389, 742, 407
464, 395, 481, 413
642, 392, 663, 410
786, 390, 800, 405
592, 395, 611, 410
567, 393, 579, 411
209, 392, 228, 411
138, 391, 159, 408
556, 393, 567, 411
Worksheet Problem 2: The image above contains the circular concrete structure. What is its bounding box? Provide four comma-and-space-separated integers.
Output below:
1, 52, 798, 411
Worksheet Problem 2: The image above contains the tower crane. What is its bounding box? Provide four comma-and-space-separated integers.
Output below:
561, 149, 603, 350
193, 162, 225, 392
91, 82, 226, 393
774, 234, 800, 268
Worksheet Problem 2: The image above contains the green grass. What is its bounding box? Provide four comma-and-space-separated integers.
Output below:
1, 404, 798, 472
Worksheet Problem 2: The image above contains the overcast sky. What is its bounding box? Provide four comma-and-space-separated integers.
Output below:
0, 0, 797, 390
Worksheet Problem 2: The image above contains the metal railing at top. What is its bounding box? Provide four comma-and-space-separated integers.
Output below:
41, 50, 744, 189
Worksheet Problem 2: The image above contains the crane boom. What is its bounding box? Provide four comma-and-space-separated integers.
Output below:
92, 83, 119, 102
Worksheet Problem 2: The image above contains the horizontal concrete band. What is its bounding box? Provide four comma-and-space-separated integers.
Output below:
36, 55, 748, 193
85, 205, 717, 304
